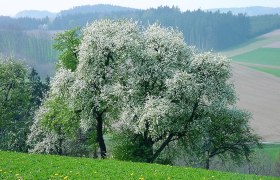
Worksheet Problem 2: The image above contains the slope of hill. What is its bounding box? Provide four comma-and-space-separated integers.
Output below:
223, 29, 280, 142
60, 4, 139, 16
207, 6, 280, 16
16, 10, 57, 19
223, 29, 280, 78
223, 29, 280, 57
230, 63, 280, 142
0, 151, 274, 179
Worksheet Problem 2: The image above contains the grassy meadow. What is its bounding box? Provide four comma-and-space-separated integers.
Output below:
257, 144, 280, 161
0, 151, 276, 180
248, 66, 280, 77
231, 48, 280, 66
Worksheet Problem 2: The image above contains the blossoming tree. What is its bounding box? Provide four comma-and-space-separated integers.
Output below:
28, 19, 141, 158
28, 19, 259, 164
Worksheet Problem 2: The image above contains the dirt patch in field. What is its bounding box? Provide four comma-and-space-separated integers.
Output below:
261, 29, 280, 38
263, 41, 280, 48
231, 63, 280, 142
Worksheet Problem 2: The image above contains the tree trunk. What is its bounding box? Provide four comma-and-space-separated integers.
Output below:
205, 152, 210, 170
96, 113, 106, 158
57, 127, 63, 155
148, 133, 174, 163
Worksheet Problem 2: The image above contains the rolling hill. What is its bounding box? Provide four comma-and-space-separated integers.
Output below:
223, 29, 280, 142
0, 151, 275, 179
16, 10, 57, 19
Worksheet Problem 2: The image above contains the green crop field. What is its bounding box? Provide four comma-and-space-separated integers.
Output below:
257, 144, 280, 161
0, 151, 276, 179
231, 48, 280, 66
248, 66, 280, 77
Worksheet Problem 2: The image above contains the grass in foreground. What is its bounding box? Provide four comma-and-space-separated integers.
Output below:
0, 151, 277, 180
231, 48, 280, 66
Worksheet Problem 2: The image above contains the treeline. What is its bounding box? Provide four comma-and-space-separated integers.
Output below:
0, 30, 58, 64
0, 16, 49, 30
48, 6, 280, 50
48, 7, 251, 50
1, 6, 280, 51
1, 5, 280, 77
249, 14, 280, 36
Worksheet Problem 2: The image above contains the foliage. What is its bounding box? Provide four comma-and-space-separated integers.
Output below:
0, 151, 275, 179
53, 28, 80, 71
0, 30, 58, 64
0, 16, 49, 30
180, 108, 261, 169
250, 15, 280, 36
0, 58, 31, 151
0, 58, 48, 152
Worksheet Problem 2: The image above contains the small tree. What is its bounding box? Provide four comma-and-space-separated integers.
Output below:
182, 108, 260, 169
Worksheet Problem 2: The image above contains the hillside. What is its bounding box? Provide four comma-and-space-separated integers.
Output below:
223, 29, 280, 57
224, 29, 280, 142
230, 64, 280, 142
60, 4, 139, 16
0, 151, 275, 179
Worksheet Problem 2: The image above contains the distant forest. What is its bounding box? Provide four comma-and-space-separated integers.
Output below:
1, 5, 280, 76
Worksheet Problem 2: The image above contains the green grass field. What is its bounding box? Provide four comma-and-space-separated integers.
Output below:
0, 151, 275, 180
248, 66, 280, 77
231, 48, 280, 66
257, 144, 280, 161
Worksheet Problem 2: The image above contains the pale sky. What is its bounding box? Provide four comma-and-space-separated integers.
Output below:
1, 0, 280, 16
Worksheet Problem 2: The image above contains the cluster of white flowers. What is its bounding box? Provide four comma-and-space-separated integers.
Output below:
27, 105, 59, 153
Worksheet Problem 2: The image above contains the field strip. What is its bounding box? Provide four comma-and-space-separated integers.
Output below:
235, 62, 280, 70
231, 63, 280, 142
